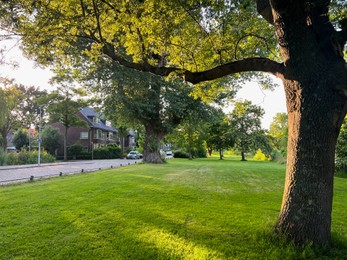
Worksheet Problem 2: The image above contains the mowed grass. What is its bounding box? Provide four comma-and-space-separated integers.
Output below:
0, 158, 347, 259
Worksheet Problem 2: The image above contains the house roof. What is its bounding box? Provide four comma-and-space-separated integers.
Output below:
80, 107, 117, 133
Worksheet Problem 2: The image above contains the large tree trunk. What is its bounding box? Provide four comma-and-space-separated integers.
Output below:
269, 1, 347, 245
143, 124, 165, 163
275, 80, 345, 245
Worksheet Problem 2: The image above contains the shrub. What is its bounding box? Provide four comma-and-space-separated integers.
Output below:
12, 129, 29, 150
335, 158, 347, 178
253, 149, 267, 161
93, 145, 121, 159
68, 142, 84, 157
192, 147, 207, 158
1, 149, 55, 165
174, 150, 189, 158
271, 150, 286, 164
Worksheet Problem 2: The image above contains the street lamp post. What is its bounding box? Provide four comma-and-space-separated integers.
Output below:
38, 106, 43, 166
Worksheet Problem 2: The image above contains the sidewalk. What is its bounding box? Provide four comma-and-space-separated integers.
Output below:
0, 159, 142, 185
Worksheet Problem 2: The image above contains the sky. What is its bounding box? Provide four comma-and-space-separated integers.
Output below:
0, 39, 287, 130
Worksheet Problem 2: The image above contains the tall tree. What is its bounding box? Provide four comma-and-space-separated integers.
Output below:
3, 0, 347, 246
205, 110, 235, 160
228, 100, 265, 161
43, 85, 87, 161
15, 84, 48, 129
101, 69, 208, 163
0, 79, 24, 151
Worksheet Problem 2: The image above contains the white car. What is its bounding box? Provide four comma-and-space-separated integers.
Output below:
126, 151, 142, 159
165, 151, 173, 159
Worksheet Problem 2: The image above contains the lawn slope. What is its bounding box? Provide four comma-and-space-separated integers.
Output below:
0, 158, 346, 259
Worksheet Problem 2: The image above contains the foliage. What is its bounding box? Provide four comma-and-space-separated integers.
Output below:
67, 141, 84, 157
12, 128, 29, 150
42, 84, 88, 161
0, 148, 55, 165
253, 149, 267, 161
0, 78, 25, 151
268, 113, 288, 155
335, 158, 347, 178
0, 159, 347, 259
167, 104, 218, 159
227, 100, 266, 160
13, 84, 48, 129
0, 79, 46, 151
41, 125, 61, 155
336, 117, 347, 159
205, 110, 235, 159
173, 150, 190, 159
0, 148, 5, 166
93, 144, 121, 159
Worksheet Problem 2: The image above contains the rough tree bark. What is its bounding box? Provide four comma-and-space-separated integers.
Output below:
269, 0, 347, 245
143, 124, 165, 164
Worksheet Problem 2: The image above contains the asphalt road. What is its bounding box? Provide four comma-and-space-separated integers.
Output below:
0, 159, 142, 185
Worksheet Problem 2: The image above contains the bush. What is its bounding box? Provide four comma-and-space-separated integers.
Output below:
93, 145, 121, 159
253, 149, 267, 161
68, 142, 84, 157
271, 150, 286, 164
192, 147, 207, 158
12, 129, 29, 150
335, 158, 347, 178
0, 149, 55, 165
41, 125, 61, 155
173, 150, 189, 158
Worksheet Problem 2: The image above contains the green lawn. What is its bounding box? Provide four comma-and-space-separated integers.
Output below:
0, 158, 346, 259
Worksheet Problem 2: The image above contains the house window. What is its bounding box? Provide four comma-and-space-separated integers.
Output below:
94, 129, 103, 139
80, 132, 88, 139
108, 132, 114, 140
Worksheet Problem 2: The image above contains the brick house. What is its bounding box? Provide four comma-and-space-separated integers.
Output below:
52, 107, 132, 156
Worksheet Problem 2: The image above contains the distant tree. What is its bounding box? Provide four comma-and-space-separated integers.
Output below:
205, 111, 235, 160
15, 84, 48, 128
43, 84, 87, 161
0, 79, 24, 151
268, 113, 288, 155
12, 128, 29, 150
98, 67, 210, 163
228, 100, 265, 161
41, 125, 61, 155
115, 126, 129, 154
167, 105, 218, 159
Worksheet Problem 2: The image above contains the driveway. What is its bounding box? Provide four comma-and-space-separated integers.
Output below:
0, 159, 142, 185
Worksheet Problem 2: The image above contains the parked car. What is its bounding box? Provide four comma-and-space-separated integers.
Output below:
126, 151, 142, 159
165, 150, 173, 159
136, 151, 143, 159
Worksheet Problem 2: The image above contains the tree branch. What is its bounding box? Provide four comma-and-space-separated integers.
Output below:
256, 0, 273, 25
183, 58, 284, 84
101, 41, 284, 84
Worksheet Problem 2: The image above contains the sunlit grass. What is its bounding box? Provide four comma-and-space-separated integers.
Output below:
0, 158, 346, 259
